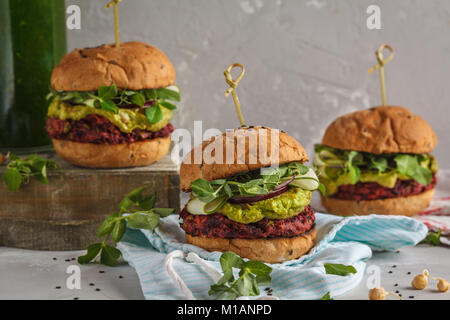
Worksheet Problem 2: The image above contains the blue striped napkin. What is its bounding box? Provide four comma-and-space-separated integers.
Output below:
117, 213, 427, 300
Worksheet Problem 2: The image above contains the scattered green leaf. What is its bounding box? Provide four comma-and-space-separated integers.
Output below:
419, 229, 441, 246
208, 251, 272, 300
2, 154, 58, 191
320, 292, 333, 300
78, 186, 175, 266
324, 263, 357, 276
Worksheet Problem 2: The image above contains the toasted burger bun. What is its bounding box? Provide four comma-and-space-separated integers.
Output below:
186, 228, 316, 264
52, 136, 171, 168
51, 42, 175, 91
320, 188, 434, 217
322, 106, 437, 154
180, 126, 308, 191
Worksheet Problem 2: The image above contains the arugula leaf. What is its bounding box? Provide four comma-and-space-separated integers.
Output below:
209, 252, 272, 300
2, 154, 58, 191
324, 263, 357, 276
419, 229, 441, 246
78, 186, 174, 266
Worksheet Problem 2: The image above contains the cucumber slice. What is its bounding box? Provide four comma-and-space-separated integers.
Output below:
289, 168, 320, 191
186, 197, 226, 215
318, 150, 345, 165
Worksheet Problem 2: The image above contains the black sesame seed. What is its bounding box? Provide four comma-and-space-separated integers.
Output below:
394, 283, 398, 287
99, 270, 105, 273
399, 294, 402, 297
55, 286, 61, 289
395, 290, 399, 293
71, 258, 76, 261
119, 275, 123, 279
407, 272, 411, 275
409, 296, 414, 299
95, 288, 101, 292
73, 297, 79, 300
388, 271, 393, 274
265, 287, 270, 291
392, 265, 397, 268
267, 293, 272, 296
89, 283, 95, 286
52, 258, 57, 261
65, 259, 70, 262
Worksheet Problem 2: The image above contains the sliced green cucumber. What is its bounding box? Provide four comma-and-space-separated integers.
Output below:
186, 196, 227, 215
289, 168, 320, 191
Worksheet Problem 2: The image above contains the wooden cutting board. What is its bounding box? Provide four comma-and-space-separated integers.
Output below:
0, 151, 180, 250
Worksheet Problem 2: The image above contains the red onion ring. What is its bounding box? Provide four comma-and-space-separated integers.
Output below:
227, 175, 296, 204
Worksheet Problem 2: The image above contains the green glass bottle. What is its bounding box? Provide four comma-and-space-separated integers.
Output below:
0, 0, 66, 151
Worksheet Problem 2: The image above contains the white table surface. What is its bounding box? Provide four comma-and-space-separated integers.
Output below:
0, 243, 449, 300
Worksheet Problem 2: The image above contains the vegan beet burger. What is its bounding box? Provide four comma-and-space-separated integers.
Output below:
179, 126, 323, 263
315, 106, 438, 216
46, 41, 179, 168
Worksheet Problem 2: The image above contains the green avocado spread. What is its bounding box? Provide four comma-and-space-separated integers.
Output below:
47, 98, 171, 133
322, 171, 407, 196
219, 187, 312, 224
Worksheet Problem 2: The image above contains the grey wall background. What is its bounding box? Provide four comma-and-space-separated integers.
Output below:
66, 0, 450, 164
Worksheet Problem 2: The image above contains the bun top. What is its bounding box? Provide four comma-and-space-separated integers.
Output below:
322, 106, 437, 154
180, 126, 308, 191
51, 41, 175, 91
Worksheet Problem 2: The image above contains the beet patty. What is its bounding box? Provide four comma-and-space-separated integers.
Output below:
180, 205, 315, 239
333, 175, 437, 201
46, 114, 174, 144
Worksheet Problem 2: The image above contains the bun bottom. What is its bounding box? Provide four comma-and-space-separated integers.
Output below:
52, 136, 171, 168
185, 228, 316, 264
320, 188, 435, 217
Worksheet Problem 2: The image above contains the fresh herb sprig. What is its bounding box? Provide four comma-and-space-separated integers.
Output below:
2, 154, 58, 191
419, 229, 442, 246
47, 84, 180, 124
78, 186, 174, 266
208, 252, 273, 300
191, 162, 312, 204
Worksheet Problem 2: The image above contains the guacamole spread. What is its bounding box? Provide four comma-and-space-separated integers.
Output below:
47, 98, 171, 133
219, 187, 312, 224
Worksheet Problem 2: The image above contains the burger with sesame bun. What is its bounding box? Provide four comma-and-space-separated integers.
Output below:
315, 106, 438, 216
46, 41, 179, 168
179, 126, 323, 264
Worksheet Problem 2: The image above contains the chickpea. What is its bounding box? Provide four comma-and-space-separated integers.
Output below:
369, 287, 386, 300
437, 279, 449, 293
411, 272, 428, 290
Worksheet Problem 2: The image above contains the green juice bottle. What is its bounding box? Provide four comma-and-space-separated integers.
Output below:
0, 0, 67, 151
